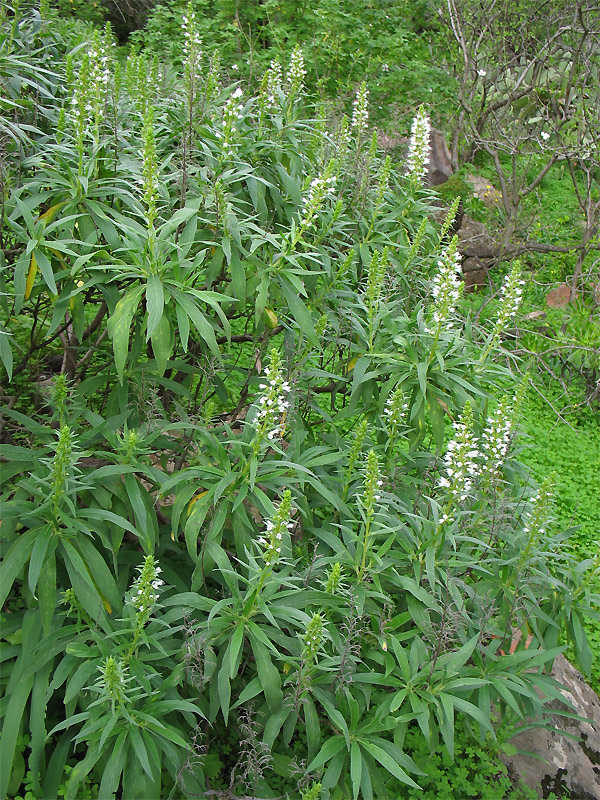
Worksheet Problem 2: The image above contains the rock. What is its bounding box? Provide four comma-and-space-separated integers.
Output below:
466, 174, 503, 207
501, 655, 600, 800
524, 310, 547, 321
457, 215, 497, 260
546, 284, 573, 308
462, 256, 488, 292
427, 128, 453, 186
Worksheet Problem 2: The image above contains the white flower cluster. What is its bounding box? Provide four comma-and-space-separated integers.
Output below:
89, 32, 111, 93
71, 30, 112, 141
129, 556, 164, 617
384, 388, 409, 430
496, 262, 524, 329
219, 87, 244, 152
336, 115, 351, 159
182, 5, 202, 60
287, 45, 306, 96
522, 481, 552, 540
253, 350, 290, 443
480, 396, 512, 477
257, 489, 293, 569
265, 59, 283, 107
303, 613, 325, 662
352, 82, 369, 136
299, 173, 337, 229
429, 237, 463, 331
406, 105, 431, 184
363, 449, 383, 517
438, 404, 479, 523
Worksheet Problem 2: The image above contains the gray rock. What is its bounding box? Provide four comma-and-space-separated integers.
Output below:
427, 128, 453, 186
462, 256, 488, 292
457, 215, 497, 260
501, 655, 600, 799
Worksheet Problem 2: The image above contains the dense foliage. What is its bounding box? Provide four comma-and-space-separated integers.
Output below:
1, 3, 598, 799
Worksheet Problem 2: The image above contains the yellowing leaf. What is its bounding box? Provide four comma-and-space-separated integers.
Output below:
37, 200, 67, 225
102, 598, 112, 613
188, 489, 208, 515
264, 308, 278, 329
25, 252, 37, 300
348, 357, 359, 371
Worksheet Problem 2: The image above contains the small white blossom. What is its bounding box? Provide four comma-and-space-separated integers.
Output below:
497, 262, 524, 328
477, 69, 487, 77
299, 172, 337, 229
182, 5, 202, 60
541, 131, 550, 141
406, 105, 431, 184
128, 555, 164, 618
264, 59, 283, 108
438, 403, 480, 523
259, 490, 293, 569
352, 82, 369, 137
287, 45, 306, 98
479, 396, 512, 477
252, 349, 291, 445
429, 237, 463, 331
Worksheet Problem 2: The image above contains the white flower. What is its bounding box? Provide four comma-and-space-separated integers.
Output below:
429, 237, 463, 330
252, 350, 291, 444
496, 262, 524, 328
299, 172, 337, 228
477, 69, 487, 77
259, 490, 293, 568
232, 86, 243, 99
406, 105, 431, 184
288, 46, 306, 96
438, 403, 479, 519
541, 131, 550, 141
352, 82, 369, 136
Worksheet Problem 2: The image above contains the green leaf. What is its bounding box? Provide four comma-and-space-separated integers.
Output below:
361, 739, 420, 789
32, 247, 57, 295
130, 725, 154, 779
0, 528, 38, 609
27, 524, 54, 596
250, 635, 283, 713
0, 613, 40, 800
350, 741, 362, 800
170, 288, 221, 359
306, 736, 346, 772
145, 273, 164, 338
229, 622, 245, 680
98, 731, 128, 799
217, 658, 231, 724
107, 286, 144, 383
0, 330, 13, 380
37, 549, 57, 635
229, 252, 246, 302
280, 276, 318, 345
150, 311, 172, 377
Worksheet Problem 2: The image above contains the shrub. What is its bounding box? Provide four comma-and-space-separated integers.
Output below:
0, 5, 597, 798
